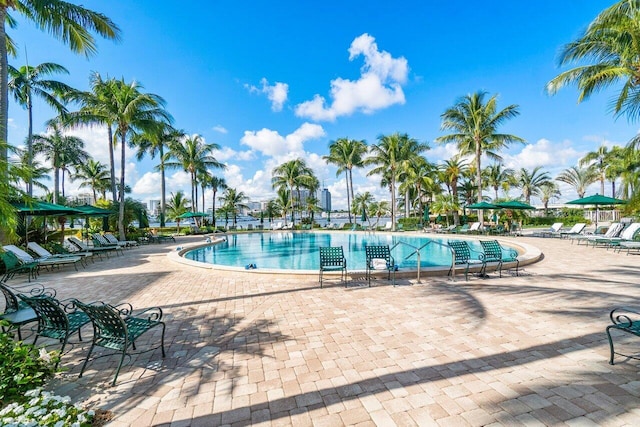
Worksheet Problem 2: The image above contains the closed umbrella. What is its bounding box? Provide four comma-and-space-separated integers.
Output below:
361, 207, 367, 223
422, 205, 430, 223
566, 194, 627, 228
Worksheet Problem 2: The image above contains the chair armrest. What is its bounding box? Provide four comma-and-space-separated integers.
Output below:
133, 306, 164, 322
9, 282, 57, 298
610, 307, 640, 328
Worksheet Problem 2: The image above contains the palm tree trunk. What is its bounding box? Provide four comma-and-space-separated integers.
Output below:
160, 146, 166, 228
118, 133, 126, 240
611, 180, 616, 198
212, 189, 217, 227
53, 167, 60, 204
191, 172, 196, 213
27, 98, 33, 196
390, 178, 396, 231
475, 142, 484, 226
0, 8, 8, 180
61, 169, 66, 198
108, 125, 117, 202
346, 175, 352, 224
405, 189, 411, 218
600, 177, 605, 195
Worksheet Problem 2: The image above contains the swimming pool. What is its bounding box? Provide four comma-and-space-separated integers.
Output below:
183, 232, 519, 271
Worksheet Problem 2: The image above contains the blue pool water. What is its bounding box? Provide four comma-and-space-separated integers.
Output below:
183, 232, 511, 271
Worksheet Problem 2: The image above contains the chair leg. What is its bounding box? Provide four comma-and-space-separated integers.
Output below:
160, 323, 166, 358
606, 326, 617, 365
78, 342, 96, 378
112, 350, 127, 386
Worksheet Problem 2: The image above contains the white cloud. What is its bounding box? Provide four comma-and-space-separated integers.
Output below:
212, 125, 228, 134
240, 122, 325, 159
214, 146, 255, 162
295, 33, 409, 121
245, 78, 289, 112
503, 138, 579, 171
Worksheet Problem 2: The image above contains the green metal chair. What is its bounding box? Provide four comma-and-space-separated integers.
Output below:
0, 281, 56, 340
319, 246, 347, 288
478, 240, 504, 277
365, 245, 396, 286
606, 307, 640, 365
74, 300, 166, 386
1, 250, 39, 282
447, 240, 485, 281
480, 240, 520, 276
18, 294, 90, 360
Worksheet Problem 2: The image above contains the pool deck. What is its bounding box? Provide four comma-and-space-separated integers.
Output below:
9, 232, 640, 426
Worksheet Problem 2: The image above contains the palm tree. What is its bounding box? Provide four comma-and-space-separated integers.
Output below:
208, 176, 227, 227
134, 122, 183, 227
556, 166, 598, 198
431, 194, 458, 227
365, 132, 428, 231
264, 199, 280, 225
546, 1, 640, 122
484, 163, 515, 200
352, 192, 374, 225
197, 169, 212, 222
166, 191, 190, 233
323, 137, 367, 223
73, 158, 110, 203
8, 62, 73, 195
370, 200, 390, 229
166, 134, 224, 215
604, 145, 628, 197
274, 188, 292, 224
579, 145, 610, 196
436, 91, 524, 226
439, 155, 468, 225
0, 2, 120, 178
219, 187, 249, 227
515, 167, 552, 204
539, 182, 561, 215
32, 122, 88, 204
399, 157, 437, 219
271, 158, 315, 225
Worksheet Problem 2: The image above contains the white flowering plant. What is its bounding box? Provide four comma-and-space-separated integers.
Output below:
0, 321, 60, 405
0, 388, 95, 427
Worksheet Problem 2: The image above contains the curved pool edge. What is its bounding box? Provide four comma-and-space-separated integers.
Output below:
167, 231, 543, 277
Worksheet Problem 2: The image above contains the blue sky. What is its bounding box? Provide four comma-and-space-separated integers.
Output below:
9, 1, 639, 209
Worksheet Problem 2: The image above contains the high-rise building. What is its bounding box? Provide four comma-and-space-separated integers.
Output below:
148, 200, 160, 216
320, 188, 331, 212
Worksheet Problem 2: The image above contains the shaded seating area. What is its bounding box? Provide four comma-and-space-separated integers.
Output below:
365, 245, 396, 286
0, 281, 56, 340
3, 244, 84, 272
74, 300, 166, 386
447, 240, 485, 281
606, 307, 640, 365
68, 236, 118, 258
104, 232, 139, 248
318, 246, 347, 288
27, 241, 91, 266
18, 294, 91, 358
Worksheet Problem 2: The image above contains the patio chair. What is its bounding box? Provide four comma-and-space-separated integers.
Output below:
104, 232, 139, 248
18, 294, 91, 359
91, 234, 124, 255
46, 241, 95, 263
539, 222, 564, 238
557, 223, 586, 239
1, 249, 39, 282
148, 230, 176, 244
73, 299, 166, 386
480, 240, 520, 277
584, 223, 626, 248
68, 236, 117, 258
27, 242, 89, 267
271, 221, 284, 230
606, 307, 640, 365
447, 240, 485, 281
569, 225, 608, 245
0, 281, 56, 340
3, 244, 83, 272
478, 240, 504, 277
318, 246, 347, 288
365, 245, 396, 286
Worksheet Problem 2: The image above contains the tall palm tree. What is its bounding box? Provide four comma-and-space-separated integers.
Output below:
556, 166, 598, 198
436, 91, 524, 226
370, 200, 390, 229
352, 191, 374, 225
209, 176, 227, 227
365, 132, 428, 231
272, 158, 315, 225
166, 134, 224, 215
484, 163, 515, 200
604, 145, 628, 197
73, 158, 110, 203
579, 145, 610, 195
0, 2, 120, 178
399, 157, 437, 218
197, 169, 212, 221
166, 190, 190, 233
219, 187, 249, 227
323, 137, 367, 223
431, 194, 458, 227
546, 1, 640, 122
134, 122, 183, 227
8, 62, 72, 195
32, 122, 88, 204
274, 188, 292, 224
539, 182, 561, 215
515, 167, 552, 204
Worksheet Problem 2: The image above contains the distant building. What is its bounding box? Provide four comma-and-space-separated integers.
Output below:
70, 193, 94, 206
320, 188, 331, 212
148, 200, 160, 216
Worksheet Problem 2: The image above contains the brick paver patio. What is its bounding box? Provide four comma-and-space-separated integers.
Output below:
8, 233, 640, 426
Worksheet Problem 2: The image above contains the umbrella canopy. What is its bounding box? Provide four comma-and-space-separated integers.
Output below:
467, 201, 499, 210
177, 211, 208, 219
12, 201, 83, 216
72, 204, 114, 216
566, 194, 627, 228
495, 200, 536, 210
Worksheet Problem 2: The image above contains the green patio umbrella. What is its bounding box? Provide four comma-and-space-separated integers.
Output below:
566, 194, 627, 228
72, 204, 114, 235
467, 201, 499, 209
177, 211, 208, 219
12, 201, 84, 242
495, 200, 535, 210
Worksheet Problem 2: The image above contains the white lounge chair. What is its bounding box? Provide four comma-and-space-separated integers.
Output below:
539, 222, 563, 237
27, 242, 91, 265
589, 223, 640, 249
581, 222, 625, 247
104, 232, 138, 248
3, 244, 83, 271
557, 223, 586, 239
272, 221, 284, 230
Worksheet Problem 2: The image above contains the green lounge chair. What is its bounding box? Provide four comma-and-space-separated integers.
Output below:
3, 244, 83, 272
74, 300, 166, 386
365, 245, 396, 286
447, 240, 485, 281
319, 246, 347, 288
1, 250, 39, 282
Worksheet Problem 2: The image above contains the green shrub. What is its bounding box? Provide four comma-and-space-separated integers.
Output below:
0, 322, 59, 406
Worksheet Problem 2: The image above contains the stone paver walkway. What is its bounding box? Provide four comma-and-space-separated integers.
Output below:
8, 233, 640, 426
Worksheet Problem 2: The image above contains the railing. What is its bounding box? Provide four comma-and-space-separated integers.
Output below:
390, 239, 456, 283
